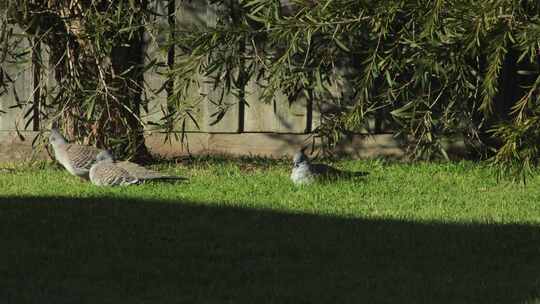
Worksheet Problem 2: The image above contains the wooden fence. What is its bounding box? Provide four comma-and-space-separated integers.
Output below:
0, 2, 406, 161
0, 2, 318, 135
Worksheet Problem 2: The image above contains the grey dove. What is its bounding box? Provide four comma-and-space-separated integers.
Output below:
290, 149, 367, 185
49, 128, 106, 179
89, 151, 186, 186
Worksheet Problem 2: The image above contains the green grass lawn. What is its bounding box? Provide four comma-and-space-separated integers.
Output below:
1, 158, 540, 303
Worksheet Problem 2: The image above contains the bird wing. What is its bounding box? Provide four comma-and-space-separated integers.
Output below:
64, 144, 103, 170
90, 163, 138, 186
310, 163, 342, 177
115, 161, 181, 181
311, 163, 368, 179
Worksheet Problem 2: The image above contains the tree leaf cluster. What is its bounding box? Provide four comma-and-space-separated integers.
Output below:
167, 0, 540, 180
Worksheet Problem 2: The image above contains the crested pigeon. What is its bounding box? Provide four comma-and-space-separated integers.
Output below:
49, 128, 105, 179
290, 149, 367, 185
89, 151, 186, 186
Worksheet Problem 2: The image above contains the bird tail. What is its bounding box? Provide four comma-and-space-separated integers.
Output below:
143, 176, 188, 182
115, 161, 187, 182
338, 170, 369, 178
351, 171, 369, 177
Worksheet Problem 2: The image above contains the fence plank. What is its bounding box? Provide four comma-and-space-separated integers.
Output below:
0, 24, 33, 132
245, 76, 309, 133
174, 0, 207, 132
202, 2, 240, 133
272, 92, 308, 133
244, 78, 275, 132
142, 0, 167, 129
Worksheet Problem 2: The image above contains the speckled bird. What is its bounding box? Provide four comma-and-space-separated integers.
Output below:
89, 151, 186, 186
49, 128, 105, 179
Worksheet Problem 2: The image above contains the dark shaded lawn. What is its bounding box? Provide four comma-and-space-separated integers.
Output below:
1, 196, 539, 304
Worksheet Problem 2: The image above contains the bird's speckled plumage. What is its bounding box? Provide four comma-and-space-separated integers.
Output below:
115, 161, 175, 180
89, 151, 185, 186
49, 128, 105, 179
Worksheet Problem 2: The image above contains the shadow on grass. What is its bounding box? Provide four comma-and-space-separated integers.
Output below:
1, 196, 539, 304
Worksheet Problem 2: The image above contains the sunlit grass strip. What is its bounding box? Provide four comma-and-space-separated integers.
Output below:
1, 159, 539, 224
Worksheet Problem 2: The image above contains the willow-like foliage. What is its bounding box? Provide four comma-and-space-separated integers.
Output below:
1, 0, 155, 160
167, 0, 540, 181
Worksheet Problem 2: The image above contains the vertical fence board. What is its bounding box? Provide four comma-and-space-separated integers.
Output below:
42, 44, 58, 129
0, 25, 33, 132
244, 78, 275, 132
272, 92, 307, 133
176, 0, 208, 132
143, 0, 168, 131
202, 2, 240, 133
